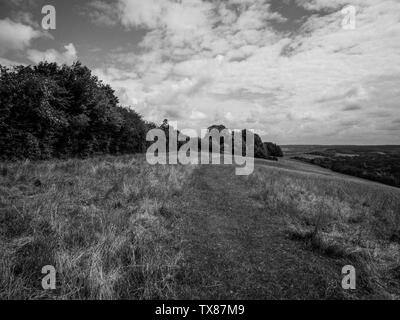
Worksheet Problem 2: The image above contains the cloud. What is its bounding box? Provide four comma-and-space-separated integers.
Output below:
116, 0, 215, 32
0, 57, 25, 67
0, 18, 43, 54
317, 87, 368, 104
342, 104, 362, 112
89, 0, 400, 144
295, 0, 349, 11
84, 1, 120, 27
12, 11, 40, 28
27, 43, 78, 65
190, 110, 207, 121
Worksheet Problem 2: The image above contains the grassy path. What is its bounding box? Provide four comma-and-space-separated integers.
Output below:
173, 164, 361, 300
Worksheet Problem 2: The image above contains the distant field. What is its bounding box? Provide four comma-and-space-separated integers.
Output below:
283, 145, 400, 157
283, 145, 400, 188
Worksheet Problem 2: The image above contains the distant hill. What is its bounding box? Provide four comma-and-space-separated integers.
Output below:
287, 145, 400, 188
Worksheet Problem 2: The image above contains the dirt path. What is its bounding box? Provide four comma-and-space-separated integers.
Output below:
173, 164, 357, 300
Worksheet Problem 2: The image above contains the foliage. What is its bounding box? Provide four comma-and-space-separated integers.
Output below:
0, 62, 148, 160
158, 119, 189, 152
264, 142, 284, 158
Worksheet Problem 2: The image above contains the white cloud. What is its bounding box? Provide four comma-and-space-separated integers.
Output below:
295, 0, 350, 11
90, 0, 400, 144
27, 43, 78, 65
117, 0, 164, 29
115, 0, 214, 32
190, 110, 207, 121
0, 18, 43, 54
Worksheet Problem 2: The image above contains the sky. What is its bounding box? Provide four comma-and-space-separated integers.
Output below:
0, 0, 399, 145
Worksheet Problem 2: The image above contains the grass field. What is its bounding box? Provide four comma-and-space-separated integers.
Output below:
246, 162, 400, 298
0, 155, 194, 299
1, 155, 399, 299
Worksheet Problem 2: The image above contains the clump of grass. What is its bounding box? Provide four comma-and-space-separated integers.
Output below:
245, 166, 400, 298
0, 155, 195, 300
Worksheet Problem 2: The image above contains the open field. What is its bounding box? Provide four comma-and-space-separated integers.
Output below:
1, 155, 400, 299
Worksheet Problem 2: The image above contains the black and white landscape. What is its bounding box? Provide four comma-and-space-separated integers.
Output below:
0, 0, 400, 301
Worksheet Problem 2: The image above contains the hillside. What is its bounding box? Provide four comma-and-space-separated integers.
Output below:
1, 156, 399, 299
284, 145, 400, 188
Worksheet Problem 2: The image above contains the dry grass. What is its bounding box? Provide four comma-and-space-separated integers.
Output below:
0, 155, 195, 300
245, 165, 400, 299
2, 155, 400, 300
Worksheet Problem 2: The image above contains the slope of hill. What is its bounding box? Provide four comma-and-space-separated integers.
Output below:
284, 145, 400, 188
174, 159, 400, 299
1, 156, 399, 299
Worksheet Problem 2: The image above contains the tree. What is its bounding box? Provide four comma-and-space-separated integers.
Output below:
264, 142, 284, 158
0, 62, 148, 160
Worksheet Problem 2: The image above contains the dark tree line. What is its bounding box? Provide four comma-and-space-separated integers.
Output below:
0, 62, 152, 160
264, 142, 284, 158
242, 130, 283, 160
206, 125, 284, 160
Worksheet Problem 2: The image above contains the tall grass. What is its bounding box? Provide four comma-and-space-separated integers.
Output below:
245, 166, 400, 298
0, 155, 194, 300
